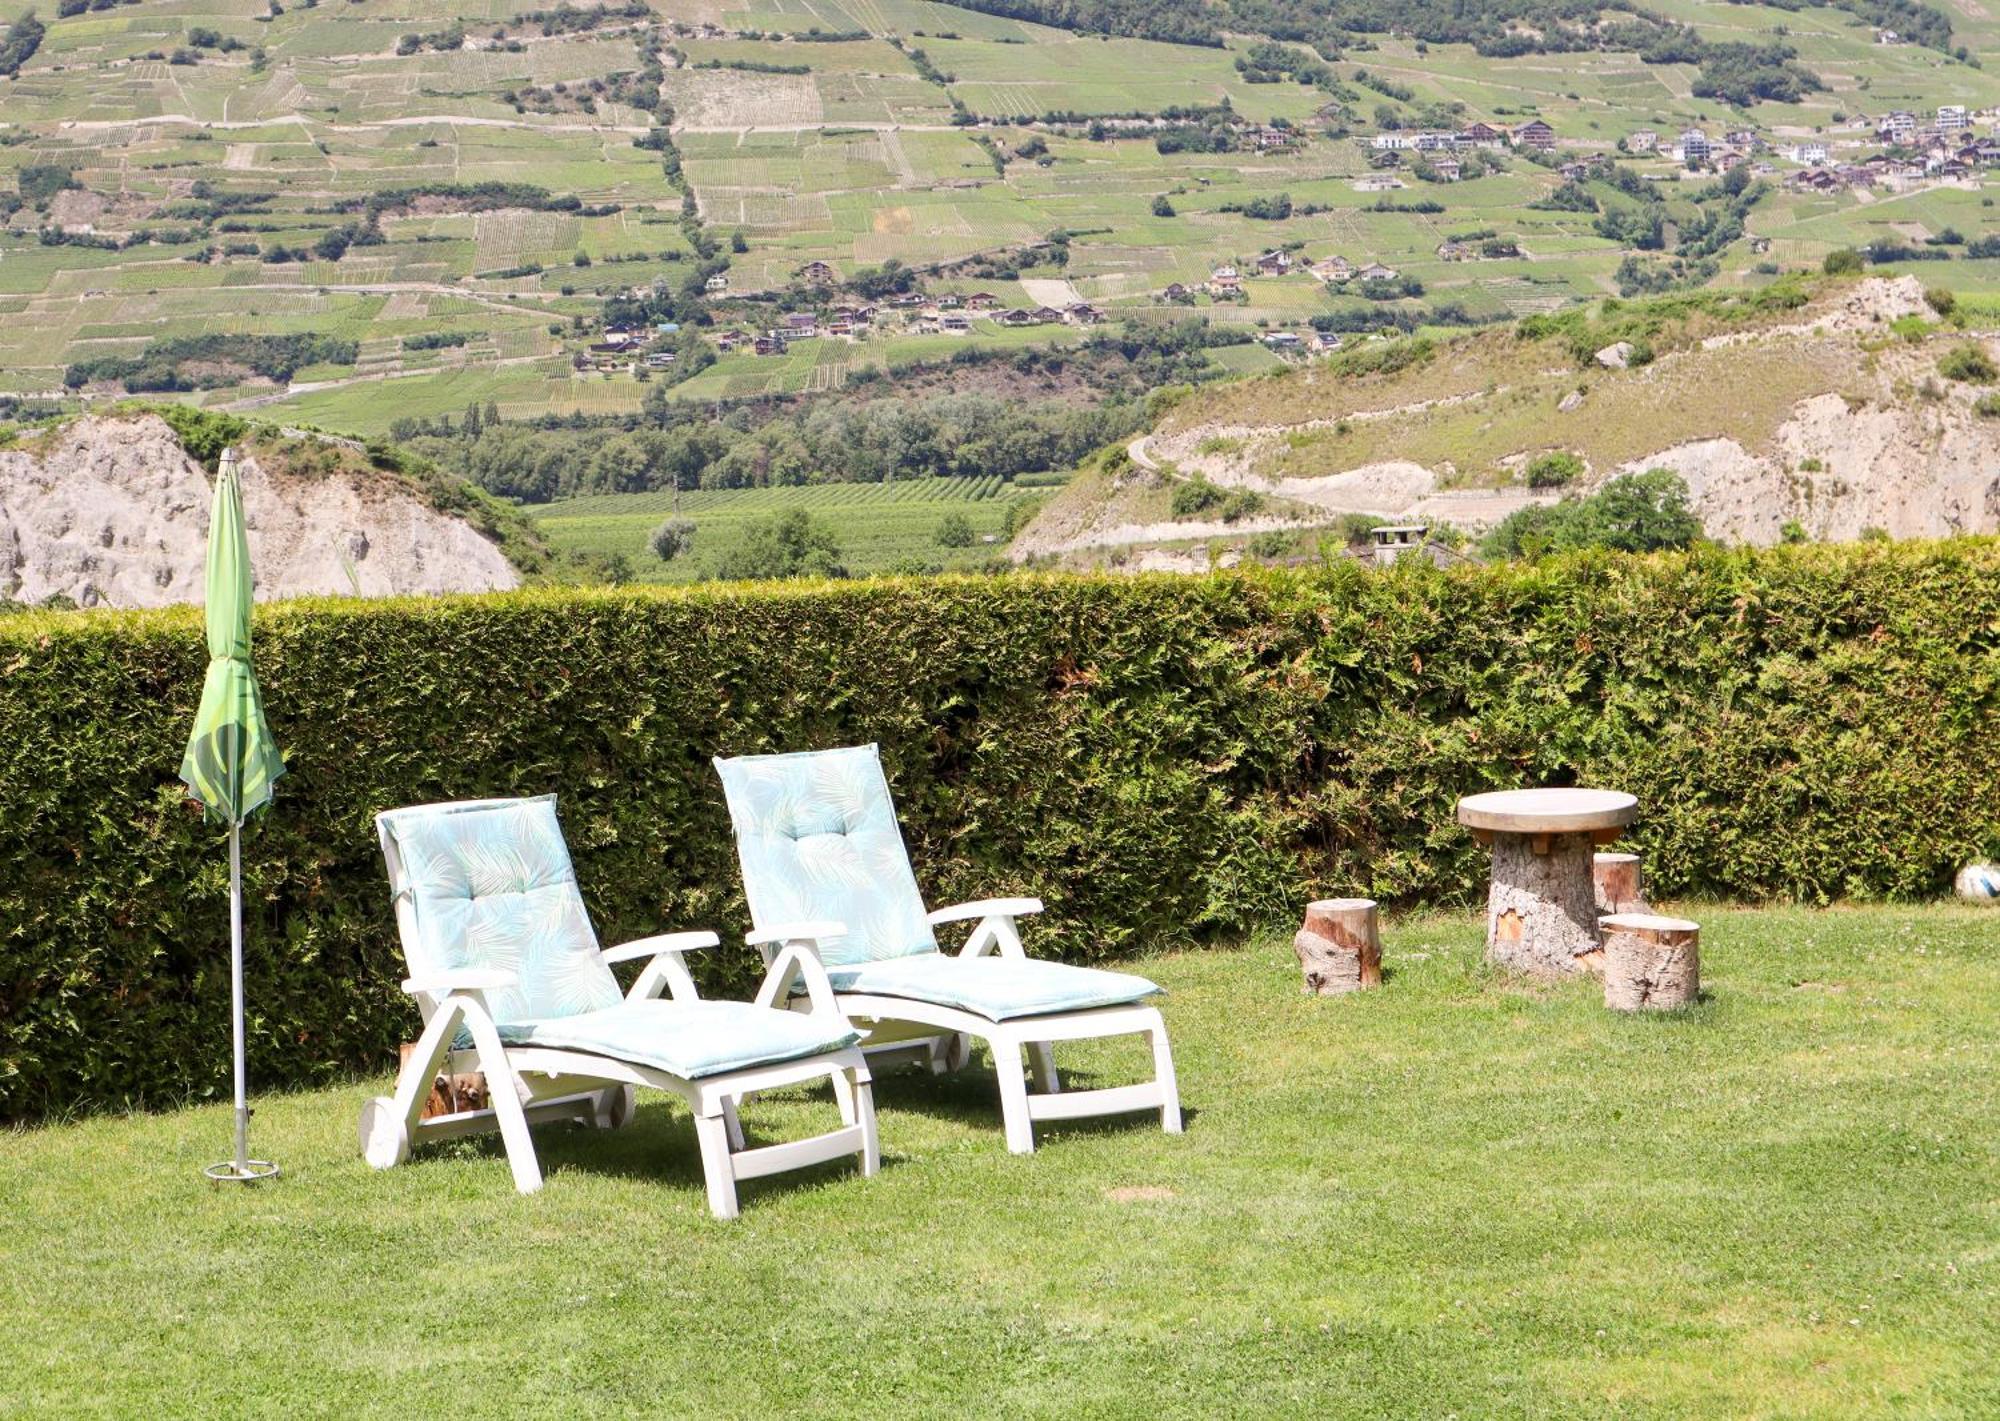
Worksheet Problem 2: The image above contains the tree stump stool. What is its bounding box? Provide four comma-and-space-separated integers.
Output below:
1592, 852, 1648, 916
1457, 789, 1638, 977
1601, 913, 1700, 1011
1293, 898, 1382, 995
1578, 852, 1649, 975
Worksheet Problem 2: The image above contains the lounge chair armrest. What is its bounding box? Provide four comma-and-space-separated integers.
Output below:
601, 930, 721, 965
927, 897, 1043, 926
745, 919, 847, 948
402, 968, 517, 996
754, 942, 853, 1024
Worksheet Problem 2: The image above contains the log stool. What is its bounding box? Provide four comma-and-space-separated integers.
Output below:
1456, 788, 1638, 976
1293, 898, 1382, 995
1592, 852, 1648, 916
1600, 913, 1700, 1011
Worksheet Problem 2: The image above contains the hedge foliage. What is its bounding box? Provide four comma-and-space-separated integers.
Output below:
4, 542, 1998, 1118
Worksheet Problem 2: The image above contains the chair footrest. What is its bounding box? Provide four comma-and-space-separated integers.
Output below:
1025, 1083, 1164, 1123
730, 1123, 869, 1182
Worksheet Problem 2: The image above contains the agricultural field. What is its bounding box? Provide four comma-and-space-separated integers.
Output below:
0, 0, 1994, 436
527, 474, 1047, 579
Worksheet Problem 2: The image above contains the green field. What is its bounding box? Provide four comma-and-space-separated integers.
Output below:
4, 905, 1996, 1414
0, 0, 1994, 430
529, 476, 1046, 579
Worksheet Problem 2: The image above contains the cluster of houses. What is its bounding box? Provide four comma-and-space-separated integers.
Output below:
1780, 107, 2000, 193
701, 290, 1105, 358
574, 321, 683, 374
1368, 120, 1551, 153
1181, 251, 1398, 300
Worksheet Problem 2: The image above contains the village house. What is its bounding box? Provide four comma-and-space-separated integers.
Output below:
1309, 331, 1342, 354
1936, 104, 1970, 132
1512, 120, 1556, 151
1879, 110, 1917, 144
1352, 173, 1406, 193
1255, 127, 1299, 150
1065, 302, 1103, 326
1627, 130, 1658, 153
1208, 265, 1244, 295
1676, 129, 1710, 164
939, 312, 971, 334
1030, 305, 1065, 324
1369, 132, 1417, 150
1310, 255, 1354, 283
783, 312, 818, 337
966, 292, 998, 310
1724, 129, 1759, 151
1458, 122, 1505, 149
753, 335, 784, 356
1430, 156, 1462, 181
1559, 161, 1590, 181
937, 293, 961, 309
715, 331, 743, 352
1254, 250, 1292, 275
704, 273, 728, 293
1789, 141, 1829, 165
644, 351, 676, 369
1412, 131, 1454, 152
996, 307, 1037, 327
890, 292, 924, 308
1716, 150, 1747, 173
1261, 330, 1302, 350
797, 259, 836, 285
1162, 281, 1192, 301
1356, 261, 1399, 281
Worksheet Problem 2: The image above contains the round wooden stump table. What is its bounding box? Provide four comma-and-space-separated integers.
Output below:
1457, 788, 1638, 976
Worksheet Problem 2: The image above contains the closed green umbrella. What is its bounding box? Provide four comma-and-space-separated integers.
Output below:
180, 447, 285, 1184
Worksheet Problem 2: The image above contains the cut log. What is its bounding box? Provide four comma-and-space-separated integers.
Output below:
1485, 831, 1601, 976
399, 1042, 488, 1120
1592, 852, 1648, 916
1293, 897, 1382, 995
1601, 913, 1700, 1011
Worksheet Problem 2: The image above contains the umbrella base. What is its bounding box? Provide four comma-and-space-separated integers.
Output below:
202, 1159, 280, 1184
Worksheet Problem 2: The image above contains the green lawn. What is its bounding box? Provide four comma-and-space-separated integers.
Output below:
3, 905, 1995, 1416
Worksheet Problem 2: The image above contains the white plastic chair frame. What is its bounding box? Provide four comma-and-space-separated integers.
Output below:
748, 898, 1180, 1155
363, 817, 879, 1219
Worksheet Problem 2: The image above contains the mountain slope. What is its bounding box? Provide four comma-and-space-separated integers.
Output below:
1024, 277, 2000, 557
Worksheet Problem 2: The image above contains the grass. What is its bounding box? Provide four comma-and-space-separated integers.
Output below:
2, 905, 1996, 1415
529, 477, 1040, 580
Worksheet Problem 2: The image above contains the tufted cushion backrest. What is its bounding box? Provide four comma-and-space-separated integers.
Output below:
377, 795, 620, 1026
713, 745, 936, 969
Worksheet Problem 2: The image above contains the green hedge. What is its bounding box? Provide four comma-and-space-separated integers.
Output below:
3, 543, 1998, 1118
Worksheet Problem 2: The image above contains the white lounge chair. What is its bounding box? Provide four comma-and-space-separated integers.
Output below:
362, 794, 878, 1218
714, 746, 1180, 1154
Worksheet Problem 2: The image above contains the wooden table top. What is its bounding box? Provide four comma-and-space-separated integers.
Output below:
1455, 787, 1638, 835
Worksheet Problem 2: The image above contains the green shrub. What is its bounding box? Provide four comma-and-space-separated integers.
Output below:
936, 511, 974, 548
1170, 478, 1227, 518
1924, 286, 1956, 318
1524, 451, 1585, 489
1974, 393, 2000, 418
1937, 344, 1997, 385
4, 545, 2000, 1116
1822, 248, 1863, 275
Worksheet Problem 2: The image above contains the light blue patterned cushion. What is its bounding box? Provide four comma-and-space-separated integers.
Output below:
714, 745, 938, 969
826, 955, 1161, 1021
499, 999, 861, 1078
380, 796, 621, 1027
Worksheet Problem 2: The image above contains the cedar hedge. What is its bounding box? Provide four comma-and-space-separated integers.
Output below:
3, 542, 1997, 1118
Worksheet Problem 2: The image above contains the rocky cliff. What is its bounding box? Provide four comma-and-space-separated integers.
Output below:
0, 415, 521, 607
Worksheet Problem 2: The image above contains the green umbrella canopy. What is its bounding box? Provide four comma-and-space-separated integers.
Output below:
180, 450, 285, 825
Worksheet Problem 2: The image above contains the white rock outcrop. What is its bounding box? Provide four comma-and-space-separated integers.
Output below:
0, 415, 521, 607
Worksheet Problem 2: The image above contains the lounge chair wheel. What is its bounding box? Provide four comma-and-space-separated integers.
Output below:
359, 1096, 410, 1170
592, 1084, 637, 1130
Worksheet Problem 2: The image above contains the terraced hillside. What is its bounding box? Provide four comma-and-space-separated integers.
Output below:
1, 0, 1996, 434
